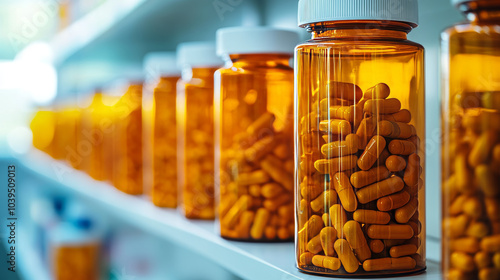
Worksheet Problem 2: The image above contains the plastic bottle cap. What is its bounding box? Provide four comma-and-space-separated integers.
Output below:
216, 27, 300, 56
298, 0, 419, 27
143, 52, 180, 77
177, 41, 223, 68
451, 0, 477, 6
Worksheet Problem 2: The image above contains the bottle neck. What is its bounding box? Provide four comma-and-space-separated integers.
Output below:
227, 54, 292, 68
307, 20, 414, 41
460, 1, 500, 24
182, 67, 219, 81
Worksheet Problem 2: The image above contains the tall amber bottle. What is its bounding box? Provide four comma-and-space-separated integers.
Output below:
441, 1, 500, 279
295, 0, 425, 276
215, 27, 299, 241
143, 52, 181, 207
177, 42, 223, 219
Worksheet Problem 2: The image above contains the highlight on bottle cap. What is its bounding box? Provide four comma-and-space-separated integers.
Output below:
298, 0, 419, 27
143, 52, 181, 78
450, 0, 478, 6
177, 41, 223, 68
216, 27, 300, 57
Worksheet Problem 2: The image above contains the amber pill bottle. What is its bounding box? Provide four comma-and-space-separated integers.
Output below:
295, 0, 426, 276
177, 42, 223, 219
143, 53, 181, 208
441, 1, 500, 279
214, 27, 299, 241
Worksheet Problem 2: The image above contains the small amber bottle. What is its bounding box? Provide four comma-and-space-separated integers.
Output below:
177, 42, 223, 219
295, 0, 425, 276
214, 27, 298, 241
143, 52, 181, 208
441, 1, 500, 279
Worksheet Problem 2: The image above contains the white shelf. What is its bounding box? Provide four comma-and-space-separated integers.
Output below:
17, 150, 442, 280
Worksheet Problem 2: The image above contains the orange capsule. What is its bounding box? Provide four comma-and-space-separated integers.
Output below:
379, 109, 412, 123
469, 131, 498, 167
479, 268, 500, 280
466, 221, 490, 239
358, 135, 387, 170
474, 251, 492, 269
353, 209, 391, 225
481, 235, 500, 253
319, 119, 352, 135
350, 166, 390, 189
356, 176, 405, 204
260, 155, 294, 192
364, 98, 401, 114
321, 134, 359, 158
370, 239, 385, 254
356, 116, 378, 149
388, 140, 416, 155
463, 196, 483, 220
485, 198, 500, 221
475, 164, 500, 197
344, 221, 372, 262
334, 239, 359, 273
395, 196, 418, 224
444, 214, 470, 239
314, 155, 358, 174
363, 257, 416, 271
367, 224, 414, 240
390, 244, 418, 258
332, 172, 358, 212
404, 153, 420, 187
307, 234, 323, 254
261, 183, 284, 199
386, 155, 407, 172
329, 204, 348, 239
247, 112, 275, 136
299, 252, 315, 266
328, 81, 363, 102
312, 255, 341, 271
250, 208, 270, 240
378, 120, 416, 139
377, 190, 411, 211
451, 252, 476, 272
364, 83, 390, 99
311, 190, 338, 212
320, 227, 337, 257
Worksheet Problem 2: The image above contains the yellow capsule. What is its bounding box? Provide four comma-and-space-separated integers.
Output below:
320, 134, 359, 158
451, 252, 476, 272
378, 120, 416, 139
386, 155, 407, 172
369, 239, 385, 254
475, 165, 500, 197
314, 155, 358, 174
363, 257, 416, 271
235, 211, 255, 239
260, 183, 283, 199
247, 112, 275, 137
358, 135, 386, 171
311, 190, 338, 212
364, 98, 401, 114
377, 190, 411, 211
299, 215, 324, 242
404, 153, 420, 187
236, 171, 270, 186
350, 166, 390, 189
481, 235, 500, 253
319, 119, 352, 135
260, 155, 293, 192
367, 224, 414, 240
485, 198, 500, 221
332, 172, 358, 212
328, 81, 363, 102
466, 221, 490, 239
389, 244, 418, 258
320, 227, 337, 256
395, 196, 418, 224
463, 196, 483, 220
250, 208, 270, 240
449, 194, 468, 215
307, 234, 323, 254
444, 214, 470, 239
312, 255, 341, 271
469, 131, 498, 167
353, 209, 390, 225
482, 91, 500, 110
379, 109, 412, 123
329, 204, 348, 239
364, 83, 390, 99
356, 176, 405, 204
334, 239, 359, 273
344, 220, 371, 262
356, 116, 378, 149
221, 195, 251, 229
475, 251, 492, 269
493, 252, 500, 268
299, 252, 315, 266
479, 268, 500, 280
455, 151, 474, 194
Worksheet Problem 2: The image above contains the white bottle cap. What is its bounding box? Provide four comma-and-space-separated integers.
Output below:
298, 0, 419, 27
143, 52, 181, 77
177, 41, 223, 68
216, 27, 300, 56
451, 0, 476, 6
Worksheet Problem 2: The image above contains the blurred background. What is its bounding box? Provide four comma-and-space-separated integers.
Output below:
0, 0, 462, 279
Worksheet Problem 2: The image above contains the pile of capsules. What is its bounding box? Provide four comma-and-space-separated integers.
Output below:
298, 82, 424, 274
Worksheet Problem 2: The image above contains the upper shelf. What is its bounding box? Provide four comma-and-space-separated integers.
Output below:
17, 150, 442, 280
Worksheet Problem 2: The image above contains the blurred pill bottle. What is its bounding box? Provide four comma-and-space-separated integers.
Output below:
31, 109, 56, 156
295, 0, 426, 276
214, 27, 298, 241
177, 42, 223, 219
441, 1, 500, 279
143, 52, 181, 208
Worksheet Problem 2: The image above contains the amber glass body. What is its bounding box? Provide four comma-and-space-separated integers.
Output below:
215, 54, 295, 241
295, 21, 425, 276
441, 2, 500, 279
112, 84, 143, 195
150, 76, 180, 207
178, 67, 218, 219
52, 243, 99, 280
